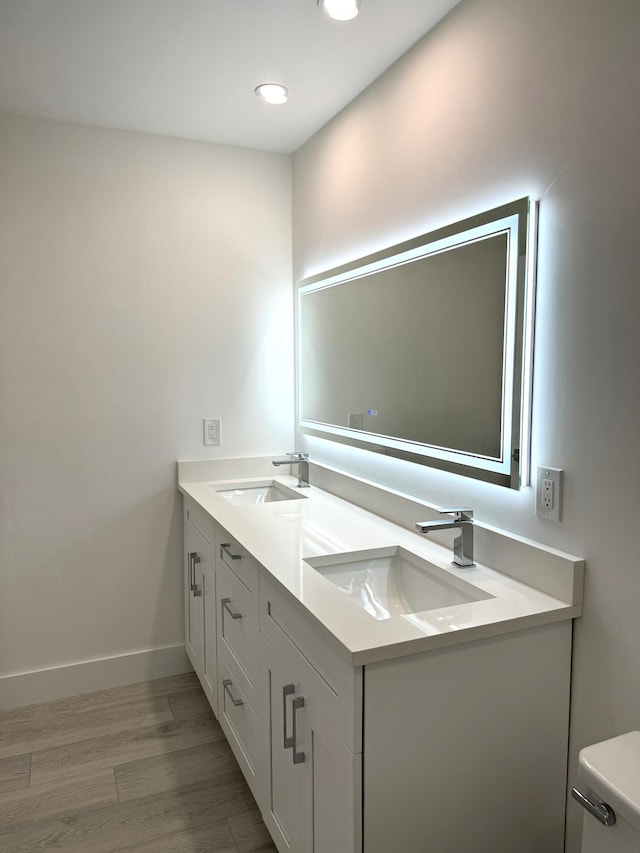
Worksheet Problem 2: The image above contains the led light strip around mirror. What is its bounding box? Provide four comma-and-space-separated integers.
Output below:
296, 198, 537, 489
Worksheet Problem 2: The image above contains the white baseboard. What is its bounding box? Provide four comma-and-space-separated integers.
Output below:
0, 643, 193, 710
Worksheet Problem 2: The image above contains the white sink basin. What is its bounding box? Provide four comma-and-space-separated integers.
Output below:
214, 480, 308, 506
304, 546, 492, 620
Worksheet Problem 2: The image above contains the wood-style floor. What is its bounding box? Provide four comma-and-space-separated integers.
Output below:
0, 672, 277, 852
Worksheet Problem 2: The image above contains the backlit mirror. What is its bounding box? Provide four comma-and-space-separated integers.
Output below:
296, 198, 536, 488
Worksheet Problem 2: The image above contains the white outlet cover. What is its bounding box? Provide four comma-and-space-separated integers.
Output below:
203, 418, 221, 446
536, 466, 563, 522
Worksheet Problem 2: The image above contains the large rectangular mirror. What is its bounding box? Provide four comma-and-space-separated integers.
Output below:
296, 198, 536, 488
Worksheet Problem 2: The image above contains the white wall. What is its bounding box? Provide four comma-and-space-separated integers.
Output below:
292, 1, 640, 850
0, 114, 293, 701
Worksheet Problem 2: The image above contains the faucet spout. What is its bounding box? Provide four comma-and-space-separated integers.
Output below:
415, 508, 475, 567
272, 452, 310, 489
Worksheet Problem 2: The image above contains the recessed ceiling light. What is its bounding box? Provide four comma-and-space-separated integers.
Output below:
255, 83, 288, 105
317, 0, 361, 21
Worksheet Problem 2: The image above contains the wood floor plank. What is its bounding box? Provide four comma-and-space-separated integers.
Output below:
227, 809, 278, 852
0, 767, 118, 832
0, 677, 276, 853
115, 740, 241, 803
120, 814, 237, 852
0, 672, 198, 724
168, 688, 215, 721
0, 775, 30, 795
0, 774, 256, 853
0, 753, 31, 792
30, 716, 224, 785
0, 693, 175, 759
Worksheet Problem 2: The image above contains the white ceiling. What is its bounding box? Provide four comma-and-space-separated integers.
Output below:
0, 0, 461, 153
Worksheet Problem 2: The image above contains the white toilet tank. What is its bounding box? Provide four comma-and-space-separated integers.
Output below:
574, 731, 640, 853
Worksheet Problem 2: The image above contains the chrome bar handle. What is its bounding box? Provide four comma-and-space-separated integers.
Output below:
188, 551, 200, 591
292, 696, 305, 764
223, 678, 244, 707
283, 684, 295, 749
572, 787, 616, 827
220, 543, 241, 561
222, 597, 242, 620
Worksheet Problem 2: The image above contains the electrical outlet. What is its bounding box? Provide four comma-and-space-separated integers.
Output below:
203, 418, 221, 446
536, 466, 563, 522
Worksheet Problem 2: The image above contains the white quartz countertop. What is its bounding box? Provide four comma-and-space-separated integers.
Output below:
179, 473, 582, 666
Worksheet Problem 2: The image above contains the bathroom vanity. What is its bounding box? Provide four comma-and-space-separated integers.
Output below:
178, 457, 583, 853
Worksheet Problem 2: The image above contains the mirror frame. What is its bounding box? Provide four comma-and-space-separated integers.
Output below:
296, 197, 537, 489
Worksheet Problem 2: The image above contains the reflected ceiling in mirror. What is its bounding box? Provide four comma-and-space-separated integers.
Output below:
296, 198, 536, 488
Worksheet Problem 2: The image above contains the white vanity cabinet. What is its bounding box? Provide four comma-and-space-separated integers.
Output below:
214, 525, 264, 802
180, 481, 579, 853
183, 496, 363, 853
260, 575, 362, 853
183, 501, 217, 713
362, 619, 572, 853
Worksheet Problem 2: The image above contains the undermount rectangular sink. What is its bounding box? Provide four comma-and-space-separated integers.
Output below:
304, 546, 492, 620
214, 480, 308, 506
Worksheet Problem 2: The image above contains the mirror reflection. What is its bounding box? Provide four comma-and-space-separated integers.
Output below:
297, 198, 535, 488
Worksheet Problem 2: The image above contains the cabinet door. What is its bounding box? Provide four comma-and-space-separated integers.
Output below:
184, 522, 204, 677
302, 707, 362, 853
261, 637, 304, 853
261, 636, 362, 853
201, 560, 217, 715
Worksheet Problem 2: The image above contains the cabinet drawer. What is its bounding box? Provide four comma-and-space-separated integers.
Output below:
217, 563, 259, 707
217, 551, 259, 624
218, 653, 263, 802
184, 519, 214, 567
261, 575, 363, 753
216, 529, 260, 597
184, 498, 215, 551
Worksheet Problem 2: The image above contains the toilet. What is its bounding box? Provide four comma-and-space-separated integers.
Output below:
573, 731, 640, 852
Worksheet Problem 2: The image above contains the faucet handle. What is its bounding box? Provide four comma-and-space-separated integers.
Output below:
438, 507, 473, 522
286, 451, 309, 460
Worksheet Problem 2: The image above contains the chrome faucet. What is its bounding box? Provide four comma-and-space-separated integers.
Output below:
272, 452, 310, 488
415, 508, 475, 567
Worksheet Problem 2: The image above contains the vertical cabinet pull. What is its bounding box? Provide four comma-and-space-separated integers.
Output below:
189, 551, 202, 596
291, 696, 305, 765
222, 598, 242, 619
223, 678, 244, 707
282, 683, 305, 764
283, 684, 295, 749
189, 551, 200, 591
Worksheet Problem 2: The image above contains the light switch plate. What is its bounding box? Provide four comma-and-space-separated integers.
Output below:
536, 466, 563, 522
